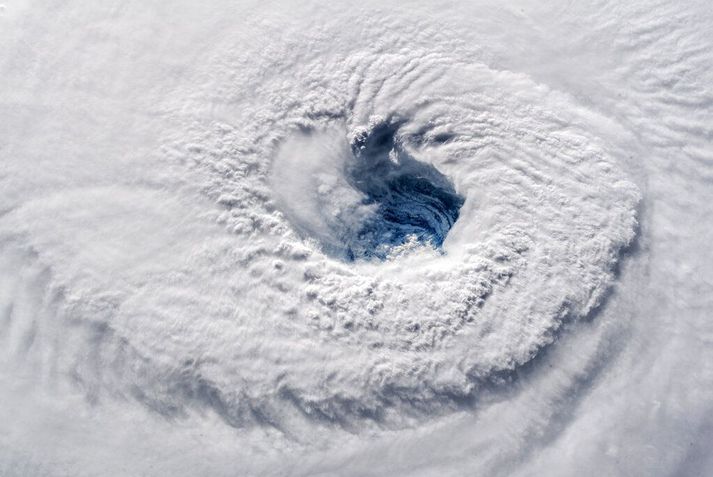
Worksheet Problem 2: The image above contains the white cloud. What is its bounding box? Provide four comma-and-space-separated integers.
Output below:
0, 0, 711, 475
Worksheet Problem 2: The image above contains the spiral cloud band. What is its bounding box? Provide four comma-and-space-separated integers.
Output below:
1, 1, 712, 476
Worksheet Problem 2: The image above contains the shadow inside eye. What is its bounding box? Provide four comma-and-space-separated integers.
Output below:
431, 132, 456, 144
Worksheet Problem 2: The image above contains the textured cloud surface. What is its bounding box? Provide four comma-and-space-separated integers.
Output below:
1, 1, 712, 476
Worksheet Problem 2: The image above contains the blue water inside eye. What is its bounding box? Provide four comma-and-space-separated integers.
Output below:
343, 120, 464, 260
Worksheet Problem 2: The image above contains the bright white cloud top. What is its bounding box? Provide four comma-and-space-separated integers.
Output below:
1, 1, 712, 476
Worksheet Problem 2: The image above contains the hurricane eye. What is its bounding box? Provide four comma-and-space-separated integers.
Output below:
343, 120, 464, 260
271, 121, 464, 262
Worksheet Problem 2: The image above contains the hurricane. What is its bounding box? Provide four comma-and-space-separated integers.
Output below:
1, 1, 712, 476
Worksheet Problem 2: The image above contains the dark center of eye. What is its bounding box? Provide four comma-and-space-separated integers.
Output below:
343, 120, 464, 261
